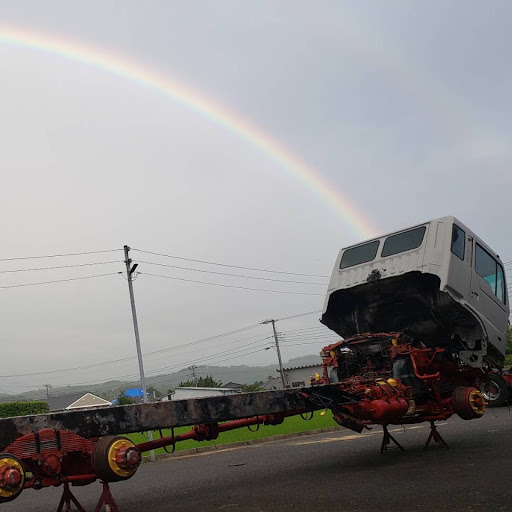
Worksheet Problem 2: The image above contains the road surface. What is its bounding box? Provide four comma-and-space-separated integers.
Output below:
4, 407, 512, 511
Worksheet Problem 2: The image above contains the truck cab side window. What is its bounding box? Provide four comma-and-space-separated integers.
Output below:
475, 244, 506, 304
496, 265, 505, 303
451, 224, 465, 260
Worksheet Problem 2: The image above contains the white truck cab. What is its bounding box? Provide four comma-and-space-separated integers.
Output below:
321, 216, 509, 368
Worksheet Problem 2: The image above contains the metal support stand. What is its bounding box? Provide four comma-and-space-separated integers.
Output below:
57, 481, 86, 512
93, 482, 121, 512
380, 425, 405, 453
424, 421, 449, 449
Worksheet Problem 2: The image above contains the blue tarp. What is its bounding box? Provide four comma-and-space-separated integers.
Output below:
112, 387, 149, 404
124, 387, 144, 397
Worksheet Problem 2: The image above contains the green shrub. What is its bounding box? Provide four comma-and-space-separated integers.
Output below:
0, 401, 49, 418
505, 327, 512, 367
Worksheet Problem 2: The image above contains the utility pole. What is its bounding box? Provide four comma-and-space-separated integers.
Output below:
124, 245, 154, 460
124, 246, 148, 402
44, 384, 52, 400
261, 319, 286, 389
189, 365, 198, 386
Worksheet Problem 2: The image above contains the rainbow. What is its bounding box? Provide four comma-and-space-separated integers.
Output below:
0, 25, 377, 239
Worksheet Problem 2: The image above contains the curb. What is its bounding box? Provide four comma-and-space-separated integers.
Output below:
143, 425, 345, 462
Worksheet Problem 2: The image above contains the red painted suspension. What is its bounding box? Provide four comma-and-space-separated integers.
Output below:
136, 410, 303, 453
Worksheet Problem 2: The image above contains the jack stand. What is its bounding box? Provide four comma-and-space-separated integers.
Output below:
57, 481, 86, 512
424, 421, 449, 449
380, 425, 405, 453
94, 482, 121, 512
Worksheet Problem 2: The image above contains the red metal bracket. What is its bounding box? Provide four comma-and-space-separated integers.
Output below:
424, 421, 449, 449
56, 481, 86, 512
380, 425, 405, 454
93, 482, 121, 512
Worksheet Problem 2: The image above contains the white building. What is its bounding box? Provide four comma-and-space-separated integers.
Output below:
282, 364, 324, 388
162, 387, 240, 401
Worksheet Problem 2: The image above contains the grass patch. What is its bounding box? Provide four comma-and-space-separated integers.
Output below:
127, 412, 336, 455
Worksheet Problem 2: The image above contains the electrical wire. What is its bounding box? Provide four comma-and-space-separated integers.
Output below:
275, 310, 323, 321
0, 322, 263, 378
280, 341, 336, 347
0, 261, 122, 274
138, 272, 325, 296
0, 249, 120, 262
144, 342, 273, 377
279, 334, 334, 341
133, 248, 329, 278
42, 344, 273, 391
279, 328, 332, 335
279, 326, 327, 333
0, 273, 118, 289
29, 341, 277, 397
133, 260, 327, 285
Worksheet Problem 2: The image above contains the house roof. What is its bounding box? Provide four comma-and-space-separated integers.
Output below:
281, 363, 323, 372
66, 393, 112, 410
221, 382, 243, 388
47, 392, 89, 412
47, 392, 111, 412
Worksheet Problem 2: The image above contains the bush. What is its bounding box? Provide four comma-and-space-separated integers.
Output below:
116, 394, 135, 405
0, 401, 49, 418
505, 327, 512, 367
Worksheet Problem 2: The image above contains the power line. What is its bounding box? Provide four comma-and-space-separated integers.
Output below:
275, 310, 323, 321
60, 342, 275, 394
280, 341, 333, 347
133, 248, 329, 278
0, 249, 120, 262
138, 272, 325, 296
108, 341, 274, 382
0, 261, 122, 274
0, 323, 263, 378
134, 260, 327, 285
279, 334, 334, 341
43, 343, 273, 391
279, 326, 331, 334
0, 273, 118, 289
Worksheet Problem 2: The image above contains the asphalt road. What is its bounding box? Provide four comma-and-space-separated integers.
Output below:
4, 407, 512, 512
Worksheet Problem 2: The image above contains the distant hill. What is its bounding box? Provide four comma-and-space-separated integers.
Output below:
0, 354, 323, 403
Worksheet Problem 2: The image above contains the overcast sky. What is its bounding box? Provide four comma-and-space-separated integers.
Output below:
0, 1, 510, 394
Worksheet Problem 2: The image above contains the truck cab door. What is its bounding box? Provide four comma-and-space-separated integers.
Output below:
469, 237, 509, 357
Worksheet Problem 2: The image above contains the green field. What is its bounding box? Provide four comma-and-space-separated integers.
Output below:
127, 412, 337, 456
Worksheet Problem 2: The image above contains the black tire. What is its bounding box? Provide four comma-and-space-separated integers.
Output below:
480, 374, 511, 408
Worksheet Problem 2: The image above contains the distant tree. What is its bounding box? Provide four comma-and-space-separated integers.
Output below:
116, 394, 135, 405
166, 388, 175, 396
179, 375, 222, 388
241, 381, 264, 393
